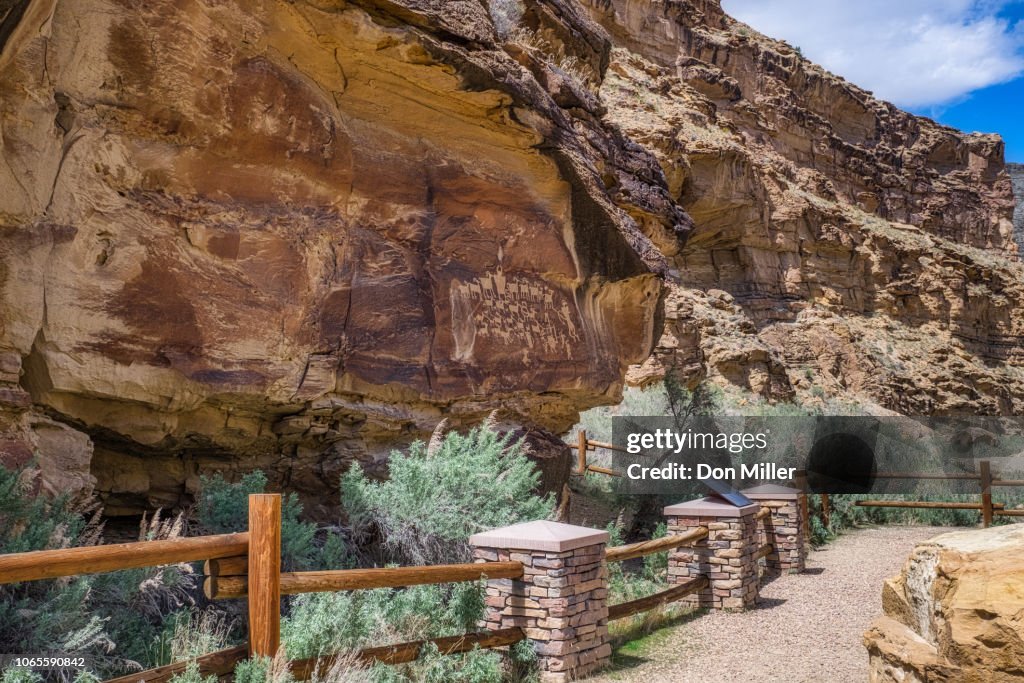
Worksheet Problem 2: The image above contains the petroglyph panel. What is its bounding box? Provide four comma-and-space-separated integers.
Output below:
450, 267, 582, 363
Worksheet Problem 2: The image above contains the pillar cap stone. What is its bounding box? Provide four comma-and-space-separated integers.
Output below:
664, 496, 760, 517
469, 520, 609, 552
740, 483, 802, 500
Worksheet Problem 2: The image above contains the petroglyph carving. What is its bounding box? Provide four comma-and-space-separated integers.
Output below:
450, 265, 581, 362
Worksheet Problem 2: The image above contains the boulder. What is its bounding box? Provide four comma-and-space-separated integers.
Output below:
864, 524, 1024, 682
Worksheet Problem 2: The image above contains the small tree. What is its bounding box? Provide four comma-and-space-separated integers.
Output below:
664, 372, 717, 427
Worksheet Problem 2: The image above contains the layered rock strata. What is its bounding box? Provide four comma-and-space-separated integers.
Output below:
0, 0, 682, 511
2, 0, 1024, 511
584, 0, 1024, 413
1009, 163, 1024, 257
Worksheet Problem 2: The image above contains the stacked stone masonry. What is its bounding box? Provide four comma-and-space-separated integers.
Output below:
742, 484, 807, 574
664, 498, 761, 610
469, 496, 807, 679
470, 522, 611, 683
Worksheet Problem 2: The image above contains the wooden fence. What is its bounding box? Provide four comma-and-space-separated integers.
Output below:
852, 460, 1024, 527
572, 429, 626, 476
570, 430, 1024, 529
6, 432, 1013, 680
0, 493, 724, 682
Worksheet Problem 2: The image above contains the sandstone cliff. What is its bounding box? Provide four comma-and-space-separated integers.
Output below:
1009, 163, 1024, 258
0, 0, 676, 512
1, 0, 1022, 512
591, 0, 1024, 414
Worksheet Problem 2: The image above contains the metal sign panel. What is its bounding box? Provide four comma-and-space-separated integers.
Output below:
701, 477, 755, 507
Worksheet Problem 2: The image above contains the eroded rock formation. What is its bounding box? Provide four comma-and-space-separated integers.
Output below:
0, 0, 680, 512
863, 524, 1024, 682
1, 0, 1023, 512
587, 0, 1024, 413
1010, 163, 1024, 258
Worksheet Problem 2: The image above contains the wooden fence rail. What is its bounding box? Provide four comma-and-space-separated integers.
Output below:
608, 577, 708, 621
605, 527, 709, 563
848, 460, 1024, 528
205, 561, 525, 600
571, 430, 627, 476
103, 646, 248, 683
0, 533, 249, 585
204, 554, 248, 577
854, 500, 1005, 510
291, 627, 527, 677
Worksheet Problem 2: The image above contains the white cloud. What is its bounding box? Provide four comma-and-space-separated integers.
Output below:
722, 0, 1024, 108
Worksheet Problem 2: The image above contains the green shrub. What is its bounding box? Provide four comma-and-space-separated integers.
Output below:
506, 640, 540, 683
0, 466, 97, 554
388, 643, 503, 683
341, 421, 553, 565
167, 661, 216, 683
0, 465, 203, 679
195, 471, 266, 534
232, 655, 298, 683
196, 472, 319, 570
233, 658, 274, 683
148, 609, 235, 668
281, 581, 485, 660
285, 417, 553, 682
605, 521, 669, 607
279, 579, 517, 682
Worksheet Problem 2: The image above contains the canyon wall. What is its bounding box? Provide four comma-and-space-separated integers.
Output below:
583, 0, 1024, 415
1, 0, 1022, 513
1009, 163, 1024, 258
0, 0, 679, 513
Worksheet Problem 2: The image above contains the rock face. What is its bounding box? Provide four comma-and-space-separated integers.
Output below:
583, 0, 1024, 413
0, 0, 678, 511
2, 0, 1023, 511
1009, 163, 1024, 258
863, 524, 1024, 682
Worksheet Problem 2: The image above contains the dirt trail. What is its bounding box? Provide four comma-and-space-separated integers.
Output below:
590, 526, 947, 683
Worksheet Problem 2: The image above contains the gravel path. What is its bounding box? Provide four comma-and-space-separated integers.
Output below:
590, 526, 948, 683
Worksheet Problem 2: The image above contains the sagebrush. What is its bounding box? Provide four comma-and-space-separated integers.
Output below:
341, 420, 554, 565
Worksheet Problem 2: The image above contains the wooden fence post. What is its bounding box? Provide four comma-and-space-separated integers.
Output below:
577, 428, 588, 475
980, 460, 993, 528
248, 493, 281, 658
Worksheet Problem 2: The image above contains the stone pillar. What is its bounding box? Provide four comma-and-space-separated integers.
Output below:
741, 483, 806, 573
664, 497, 760, 610
469, 520, 611, 682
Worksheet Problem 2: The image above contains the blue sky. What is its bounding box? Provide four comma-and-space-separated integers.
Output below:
722, 1, 1024, 162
